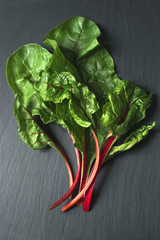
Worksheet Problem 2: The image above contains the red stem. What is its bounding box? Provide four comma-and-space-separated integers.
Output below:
48, 133, 81, 210
62, 128, 99, 212
57, 147, 74, 190
83, 136, 117, 212
77, 129, 88, 205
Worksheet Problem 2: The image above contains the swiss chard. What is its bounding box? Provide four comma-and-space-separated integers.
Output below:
6, 16, 155, 212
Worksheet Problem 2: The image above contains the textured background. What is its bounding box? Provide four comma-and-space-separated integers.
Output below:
0, 0, 160, 239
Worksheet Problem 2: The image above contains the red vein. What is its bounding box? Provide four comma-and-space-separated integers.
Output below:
17, 55, 36, 83
129, 97, 143, 109
42, 81, 63, 90
118, 87, 136, 125
23, 118, 34, 121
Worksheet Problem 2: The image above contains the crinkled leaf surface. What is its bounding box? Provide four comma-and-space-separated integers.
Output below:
55, 100, 85, 152
6, 17, 155, 176
14, 95, 57, 150
43, 16, 121, 166
44, 17, 153, 170
7, 44, 51, 96
77, 46, 120, 105
34, 71, 76, 103
6, 44, 56, 124
69, 84, 99, 128
106, 122, 155, 161
44, 16, 101, 63
6, 43, 90, 153
45, 39, 81, 81
43, 16, 120, 105
35, 71, 99, 128
101, 80, 152, 136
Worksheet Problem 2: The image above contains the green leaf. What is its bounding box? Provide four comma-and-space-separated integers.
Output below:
43, 16, 120, 105
55, 100, 85, 152
43, 39, 81, 81
106, 122, 156, 160
20, 93, 57, 124
69, 100, 91, 128
6, 44, 52, 97
34, 71, 77, 103
6, 44, 56, 124
35, 71, 99, 128
44, 16, 101, 63
69, 85, 99, 128
101, 80, 152, 136
14, 95, 57, 150
77, 46, 120, 105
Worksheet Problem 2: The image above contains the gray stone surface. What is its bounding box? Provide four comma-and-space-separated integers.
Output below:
0, 0, 159, 239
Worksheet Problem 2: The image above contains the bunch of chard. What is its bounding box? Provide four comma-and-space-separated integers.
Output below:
6, 17, 155, 212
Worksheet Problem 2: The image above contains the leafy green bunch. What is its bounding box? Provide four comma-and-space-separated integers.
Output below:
6, 17, 155, 212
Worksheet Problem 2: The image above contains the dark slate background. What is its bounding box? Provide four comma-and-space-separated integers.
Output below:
0, 0, 160, 239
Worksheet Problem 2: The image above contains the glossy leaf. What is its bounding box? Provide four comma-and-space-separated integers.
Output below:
6, 44, 51, 97
34, 71, 75, 103
44, 17, 101, 63
77, 46, 120, 105
35, 71, 99, 128
55, 100, 85, 152
15, 95, 59, 150
6, 44, 56, 124
44, 16, 120, 105
45, 39, 81, 81
69, 85, 99, 128
101, 80, 152, 136
106, 122, 156, 160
